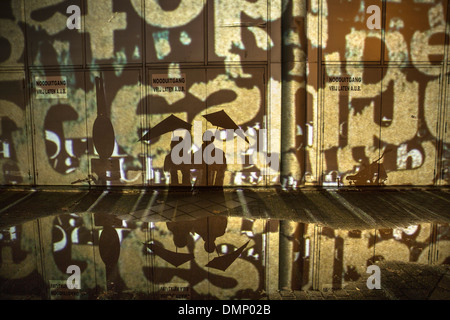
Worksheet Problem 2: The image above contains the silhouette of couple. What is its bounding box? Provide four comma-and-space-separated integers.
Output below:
164, 130, 227, 188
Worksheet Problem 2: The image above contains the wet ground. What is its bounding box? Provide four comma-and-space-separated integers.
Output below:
0, 186, 449, 300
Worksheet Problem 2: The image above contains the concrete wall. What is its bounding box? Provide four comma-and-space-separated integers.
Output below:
282, 0, 450, 187
0, 0, 282, 187
0, 0, 449, 187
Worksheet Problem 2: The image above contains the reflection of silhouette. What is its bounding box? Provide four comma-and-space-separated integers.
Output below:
166, 216, 228, 253
95, 212, 123, 294
145, 242, 194, 267
144, 216, 249, 271
193, 216, 227, 253
166, 219, 197, 248
99, 225, 121, 266
346, 150, 389, 186
205, 241, 250, 272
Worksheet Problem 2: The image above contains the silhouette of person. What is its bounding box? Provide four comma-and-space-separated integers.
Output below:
165, 140, 181, 186
193, 131, 227, 187
165, 139, 191, 187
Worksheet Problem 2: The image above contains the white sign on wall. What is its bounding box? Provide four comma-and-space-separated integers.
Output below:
35, 76, 68, 99
152, 73, 186, 93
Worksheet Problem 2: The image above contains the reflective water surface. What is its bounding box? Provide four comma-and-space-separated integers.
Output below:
1, 196, 449, 300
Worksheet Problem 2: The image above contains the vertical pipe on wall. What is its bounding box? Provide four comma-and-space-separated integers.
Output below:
278, 220, 294, 290
279, 0, 308, 290
280, 0, 307, 188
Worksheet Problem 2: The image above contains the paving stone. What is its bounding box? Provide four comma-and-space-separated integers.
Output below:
141, 214, 167, 222
149, 203, 167, 213
429, 287, 450, 300
293, 291, 309, 300
321, 291, 337, 300
204, 204, 228, 214
222, 199, 242, 209
115, 213, 137, 221
343, 289, 365, 299
333, 290, 350, 297
171, 213, 193, 221
279, 290, 296, 299
400, 289, 430, 300
342, 282, 359, 290
387, 275, 410, 289
188, 208, 214, 218
204, 194, 228, 204
267, 293, 282, 300
176, 203, 201, 214
404, 280, 425, 290
130, 209, 152, 218
306, 291, 324, 300
415, 275, 441, 288
175, 195, 202, 203
437, 274, 450, 290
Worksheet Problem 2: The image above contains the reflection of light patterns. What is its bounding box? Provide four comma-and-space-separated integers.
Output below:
289, 222, 450, 291
0, 214, 448, 298
0, 215, 277, 299
144, 217, 269, 299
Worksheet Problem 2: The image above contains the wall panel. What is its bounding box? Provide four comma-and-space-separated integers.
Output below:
0, 72, 31, 185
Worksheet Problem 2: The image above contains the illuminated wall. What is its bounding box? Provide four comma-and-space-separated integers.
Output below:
0, 0, 449, 187
0, 0, 281, 187
0, 213, 448, 298
282, 0, 450, 187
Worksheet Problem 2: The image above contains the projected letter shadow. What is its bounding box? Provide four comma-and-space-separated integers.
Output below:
144, 216, 249, 272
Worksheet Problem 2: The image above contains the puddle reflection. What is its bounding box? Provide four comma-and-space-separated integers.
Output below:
0, 211, 449, 299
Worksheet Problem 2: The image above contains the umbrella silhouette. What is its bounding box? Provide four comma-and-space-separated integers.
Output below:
205, 240, 250, 271
202, 110, 249, 143
144, 242, 194, 267
138, 114, 192, 142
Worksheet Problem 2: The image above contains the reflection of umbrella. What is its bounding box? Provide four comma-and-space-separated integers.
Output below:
202, 110, 249, 143
138, 114, 192, 142
205, 240, 250, 271
144, 242, 194, 267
